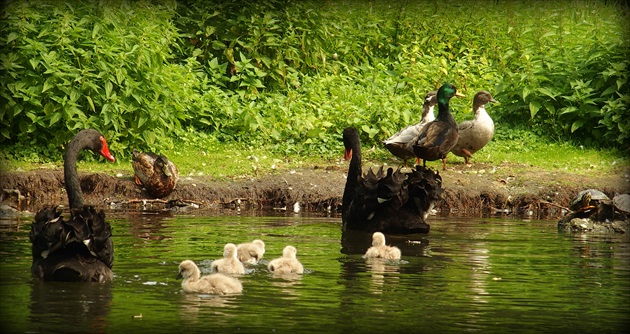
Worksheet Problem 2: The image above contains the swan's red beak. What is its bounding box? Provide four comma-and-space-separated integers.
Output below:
99, 136, 116, 162
344, 148, 352, 161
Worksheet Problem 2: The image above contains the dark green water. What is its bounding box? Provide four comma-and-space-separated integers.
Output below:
1, 211, 628, 333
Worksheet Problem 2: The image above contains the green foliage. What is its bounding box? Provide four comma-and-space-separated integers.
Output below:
1, 0, 628, 163
1, 0, 194, 157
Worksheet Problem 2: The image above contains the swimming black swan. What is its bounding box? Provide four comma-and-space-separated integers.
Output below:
412, 83, 465, 170
29, 129, 116, 282
342, 127, 442, 234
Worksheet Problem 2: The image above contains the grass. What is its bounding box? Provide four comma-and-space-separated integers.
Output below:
2, 131, 628, 181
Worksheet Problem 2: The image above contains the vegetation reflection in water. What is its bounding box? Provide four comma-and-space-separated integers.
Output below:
1, 213, 628, 333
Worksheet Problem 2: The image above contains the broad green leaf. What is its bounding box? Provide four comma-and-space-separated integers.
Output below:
105, 81, 113, 99
537, 87, 557, 100
529, 101, 541, 118
86, 96, 95, 112
6, 32, 18, 43
49, 112, 62, 126
571, 120, 584, 133
42, 77, 55, 93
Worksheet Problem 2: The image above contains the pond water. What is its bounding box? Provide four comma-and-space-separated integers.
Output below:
1, 210, 628, 333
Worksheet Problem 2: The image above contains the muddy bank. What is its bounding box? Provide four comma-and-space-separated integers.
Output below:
2, 161, 629, 220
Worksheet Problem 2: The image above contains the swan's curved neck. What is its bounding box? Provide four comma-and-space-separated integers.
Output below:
64, 137, 87, 209
342, 140, 362, 211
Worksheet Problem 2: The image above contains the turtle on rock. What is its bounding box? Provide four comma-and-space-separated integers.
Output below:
558, 189, 629, 234
568, 189, 613, 220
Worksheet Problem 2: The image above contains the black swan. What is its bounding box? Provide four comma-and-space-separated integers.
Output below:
342, 127, 442, 234
412, 83, 465, 170
29, 129, 116, 282
131, 150, 179, 198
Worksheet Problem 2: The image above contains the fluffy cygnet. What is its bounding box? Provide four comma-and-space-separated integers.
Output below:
177, 260, 243, 294
236, 239, 266, 265
363, 232, 401, 260
268, 245, 304, 274
211, 243, 246, 275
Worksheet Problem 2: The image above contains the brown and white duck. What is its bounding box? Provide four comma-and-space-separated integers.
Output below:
132, 150, 179, 198
383, 91, 437, 167
29, 129, 116, 282
342, 127, 442, 234
450, 90, 497, 164
412, 83, 465, 170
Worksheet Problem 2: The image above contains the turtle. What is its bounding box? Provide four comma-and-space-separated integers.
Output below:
612, 193, 630, 216
569, 189, 613, 220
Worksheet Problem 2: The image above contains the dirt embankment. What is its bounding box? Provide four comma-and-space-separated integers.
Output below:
1, 161, 629, 219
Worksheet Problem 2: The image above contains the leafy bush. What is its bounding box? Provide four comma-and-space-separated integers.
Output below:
1, 0, 628, 163
0, 0, 194, 157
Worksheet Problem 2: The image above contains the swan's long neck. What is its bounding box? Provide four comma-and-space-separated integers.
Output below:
342, 139, 362, 212
64, 136, 87, 209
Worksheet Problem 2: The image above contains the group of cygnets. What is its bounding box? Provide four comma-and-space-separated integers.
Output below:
177, 240, 304, 295
177, 232, 401, 295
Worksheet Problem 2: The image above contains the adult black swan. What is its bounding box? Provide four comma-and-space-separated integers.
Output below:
341, 127, 442, 234
29, 129, 116, 282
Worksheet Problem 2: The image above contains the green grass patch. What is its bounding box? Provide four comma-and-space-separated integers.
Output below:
2, 129, 627, 181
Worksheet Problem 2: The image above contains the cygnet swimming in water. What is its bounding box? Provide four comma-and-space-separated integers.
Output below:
236, 239, 265, 265
211, 243, 246, 275
268, 245, 304, 274
363, 232, 401, 260
177, 260, 243, 294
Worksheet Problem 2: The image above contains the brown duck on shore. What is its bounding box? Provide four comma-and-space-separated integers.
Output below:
29, 129, 116, 282
132, 150, 179, 198
342, 127, 442, 234
383, 91, 438, 167
412, 83, 465, 170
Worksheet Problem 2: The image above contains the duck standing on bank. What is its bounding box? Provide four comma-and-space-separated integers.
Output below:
383, 91, 438, 168
412, 83, 465, 170
450, 90, 497, 165
132, 150, 179, 198
29, 129, 116, 282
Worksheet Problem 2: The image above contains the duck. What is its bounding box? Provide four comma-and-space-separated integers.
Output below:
177, 260, 243, 294
363, 232, 401, 260
450, 90, 497, 165
342, 127, 442, 234
268, 245, 304, 275
132, 150, 179, 198
236, 239, 266, 265
29, 129, 116, 282
210, 243, 246, 275
383, 91, 438, 167
412, 83, 465, 170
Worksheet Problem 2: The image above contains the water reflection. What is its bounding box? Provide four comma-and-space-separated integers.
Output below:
179, 293, 238, 323
29, 280, 112, 333
365, 258, 400, 295
126, 210, 174, 242
269, 275, 302, 298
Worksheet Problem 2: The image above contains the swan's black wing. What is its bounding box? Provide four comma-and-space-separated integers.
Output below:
30, 206, 114, 281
